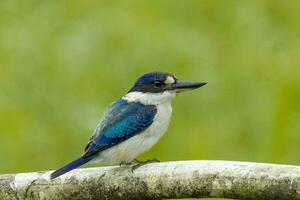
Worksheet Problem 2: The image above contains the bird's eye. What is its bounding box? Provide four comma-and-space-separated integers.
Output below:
153, 80, 163, 88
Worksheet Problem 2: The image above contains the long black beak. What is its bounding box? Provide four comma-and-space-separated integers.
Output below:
167, 80, 206, 92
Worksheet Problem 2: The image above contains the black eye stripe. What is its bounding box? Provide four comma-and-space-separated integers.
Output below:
153, 80, 164, 87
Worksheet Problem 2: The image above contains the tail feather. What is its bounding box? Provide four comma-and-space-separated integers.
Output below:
50, 156, 92, 180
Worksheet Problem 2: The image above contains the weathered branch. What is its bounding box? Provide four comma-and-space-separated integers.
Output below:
1, 160, 300, 199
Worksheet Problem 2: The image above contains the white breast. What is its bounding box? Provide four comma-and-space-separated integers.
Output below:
89, 92, 175, 165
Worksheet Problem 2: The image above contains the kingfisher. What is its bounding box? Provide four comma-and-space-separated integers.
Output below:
50, 71, 206, 179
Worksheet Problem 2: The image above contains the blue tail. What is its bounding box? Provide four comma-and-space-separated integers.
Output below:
50, 156, 93, 179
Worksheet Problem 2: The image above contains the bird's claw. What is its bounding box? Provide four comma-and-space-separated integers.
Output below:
119, 161, 133, 167
131, 158, 160, 172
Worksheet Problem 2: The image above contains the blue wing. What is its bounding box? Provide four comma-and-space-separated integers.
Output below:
83, 99, 157, 158
50, 98, 157, 179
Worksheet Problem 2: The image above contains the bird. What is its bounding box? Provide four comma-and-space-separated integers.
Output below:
50, 71, 206, 179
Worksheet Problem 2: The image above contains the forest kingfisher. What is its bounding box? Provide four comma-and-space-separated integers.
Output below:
50, 71, 206, 179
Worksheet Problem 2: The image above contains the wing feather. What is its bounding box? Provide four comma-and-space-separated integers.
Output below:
83, 99, 157, 157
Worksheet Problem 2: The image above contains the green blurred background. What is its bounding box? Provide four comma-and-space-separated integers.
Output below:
1, 0, 300, 176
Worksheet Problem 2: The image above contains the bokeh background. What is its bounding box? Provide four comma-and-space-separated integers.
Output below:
1, 0, 300, 178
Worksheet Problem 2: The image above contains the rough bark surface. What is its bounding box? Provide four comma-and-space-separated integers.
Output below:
1, 160, 300, 200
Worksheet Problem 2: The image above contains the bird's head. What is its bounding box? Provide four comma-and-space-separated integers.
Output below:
124, 71, 206, 105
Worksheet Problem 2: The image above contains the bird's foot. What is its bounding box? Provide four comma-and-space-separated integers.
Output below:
133, 158, 160, 164
131, 158, 160, 172
119, 161, 133, 167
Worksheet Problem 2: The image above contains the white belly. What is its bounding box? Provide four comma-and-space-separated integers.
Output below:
89, 102, 172, 165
